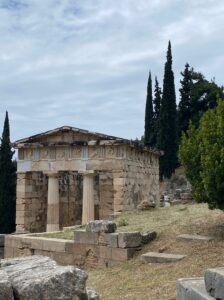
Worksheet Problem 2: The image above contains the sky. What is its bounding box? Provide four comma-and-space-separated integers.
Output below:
0, 0, 223, 142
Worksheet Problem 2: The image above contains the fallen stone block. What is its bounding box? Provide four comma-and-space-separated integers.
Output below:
118, 232, 142, 248
0, 270, 14, 300
204, 267, 224, 299
86, 220, 117, 233
177, 234, 214, 242
1, 255, 89, 300
176, 278, 214, 300
141, 230, 157, 244
140, 252, 186, 263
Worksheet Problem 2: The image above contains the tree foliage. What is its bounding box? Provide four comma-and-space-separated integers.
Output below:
144, 71, 154, 146
177, 63, 192, 139
158, 41, 177, 178
0, 112, 16, 233
179, 100, 224, 210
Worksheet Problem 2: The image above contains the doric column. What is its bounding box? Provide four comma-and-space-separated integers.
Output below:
82, 171, 95, 225
46, 172, 60, 232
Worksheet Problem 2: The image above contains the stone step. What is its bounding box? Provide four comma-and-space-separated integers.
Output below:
177, 234, 214, 242
204, 267, 224, 300
177, 278, 215, 300
140, 252, 186, 263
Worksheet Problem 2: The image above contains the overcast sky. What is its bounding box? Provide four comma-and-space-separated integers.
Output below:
0, 0, 223, 142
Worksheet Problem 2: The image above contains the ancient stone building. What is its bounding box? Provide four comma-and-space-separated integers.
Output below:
13, 126, 160, 233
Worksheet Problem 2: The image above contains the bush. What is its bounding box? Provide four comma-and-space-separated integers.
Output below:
179, 100, 224, 210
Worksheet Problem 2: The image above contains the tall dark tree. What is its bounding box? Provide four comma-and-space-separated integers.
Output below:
177, 63, 192, 139
153, 76, 162, 147
158, 41, 178, 179
189, 71, 224, 127
144, 71, 154, 146
0, 112, 16, 233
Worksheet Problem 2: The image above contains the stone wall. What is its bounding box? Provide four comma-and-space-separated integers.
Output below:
122, 149, 160, 210
4, 229, 143, 268
16, 172, 48, 233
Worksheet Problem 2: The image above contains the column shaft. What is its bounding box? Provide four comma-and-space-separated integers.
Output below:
47, 174, 60, 232
82, 174, 94, 224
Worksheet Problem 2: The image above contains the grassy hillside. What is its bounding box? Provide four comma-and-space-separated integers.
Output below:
87, 203, 224, 300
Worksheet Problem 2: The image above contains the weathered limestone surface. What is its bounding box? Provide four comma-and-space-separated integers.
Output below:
86, 220, 117, 233
204, 268, 224, 299
1, 255, 91, 300
0, 270, 14, 300
140, 252, 186, 263
118, 232, 142, 248
177, 234, 213, 242
176, 278, 214, 300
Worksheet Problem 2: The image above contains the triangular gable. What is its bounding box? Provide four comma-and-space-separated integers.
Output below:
14, 126, 126, 145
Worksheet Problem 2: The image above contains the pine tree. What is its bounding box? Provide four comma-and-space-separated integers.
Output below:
153, 76, 162, 147
158, 41, 177, 179
144, 71, 154, 146
177, 63, 192, 139
0, 112, 16, 233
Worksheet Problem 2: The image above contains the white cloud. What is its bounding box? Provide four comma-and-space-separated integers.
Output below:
0, 0, 223, 141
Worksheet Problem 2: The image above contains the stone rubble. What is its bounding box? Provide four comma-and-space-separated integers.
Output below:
0, 255, 100, 300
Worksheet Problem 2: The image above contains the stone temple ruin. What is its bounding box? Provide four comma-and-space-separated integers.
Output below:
13, 126, 160, 233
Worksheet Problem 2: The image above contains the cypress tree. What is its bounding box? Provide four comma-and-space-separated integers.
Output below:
177, 63, 192, 139
153, 76, 162, 147
158, 41, 178, 179
144, 71, 154, 146
0, 112, 16, 233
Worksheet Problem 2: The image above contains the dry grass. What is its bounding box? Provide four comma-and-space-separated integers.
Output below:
86, 203, 224, 300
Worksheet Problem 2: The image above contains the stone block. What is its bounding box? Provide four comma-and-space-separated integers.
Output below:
177, 234, 214, 242
86, 220, 117, 233
140, 252, 186, 263
64, 240, 75, 253
0, 270, 14, 300
205, 267, 224, 299
107, 233, 118, 248
118, 232, 142, 248
74, 230, 99, 245
99, 246, 112, 259
0, 234, 5, 247
176, 278, 214, 300
42, 238, 66, 252
141, 230, 157, 244
111, 247, 136, 261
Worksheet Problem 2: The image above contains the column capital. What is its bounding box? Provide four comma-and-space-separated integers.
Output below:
79, 170, 95, 176
43, 171, 59, 177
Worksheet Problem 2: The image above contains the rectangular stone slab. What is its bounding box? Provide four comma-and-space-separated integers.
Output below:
204, 267, 224, 299
176, 278, 215, 300
177, 234, 213, 241
140, 252, 186, 263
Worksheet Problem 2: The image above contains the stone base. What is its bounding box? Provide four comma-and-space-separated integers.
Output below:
140, 252, 186, 263
177, 234, 213, 242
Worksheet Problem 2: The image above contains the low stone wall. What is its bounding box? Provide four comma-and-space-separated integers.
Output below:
0, 234, 5, 259
4, 221, 156, 268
